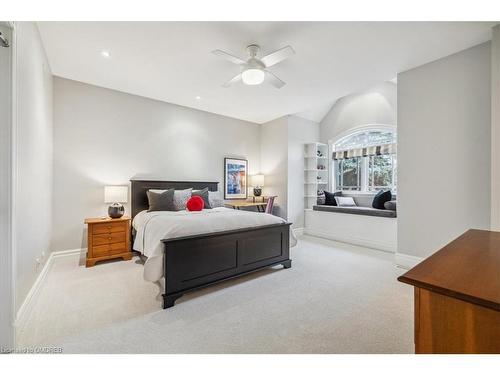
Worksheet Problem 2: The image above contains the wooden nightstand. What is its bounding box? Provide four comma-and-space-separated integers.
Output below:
84, 216, 132, 267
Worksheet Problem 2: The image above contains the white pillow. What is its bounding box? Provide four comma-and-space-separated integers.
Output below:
208, 191, 224, 208
335, 196, 357, 207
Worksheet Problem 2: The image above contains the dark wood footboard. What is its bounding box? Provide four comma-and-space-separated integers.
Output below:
161, 222, 291, 308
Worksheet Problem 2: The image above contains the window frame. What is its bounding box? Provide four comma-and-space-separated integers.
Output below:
329, 124, 397, 194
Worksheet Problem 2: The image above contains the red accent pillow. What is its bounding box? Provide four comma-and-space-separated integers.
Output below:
186, 196, 205, 211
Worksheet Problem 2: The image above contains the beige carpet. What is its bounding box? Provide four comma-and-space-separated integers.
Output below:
17, 235, 414, 353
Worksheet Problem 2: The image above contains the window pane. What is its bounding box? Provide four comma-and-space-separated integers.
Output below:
393, 155, 397, 192
336, 158, 361, 191
368, 155, 393, 190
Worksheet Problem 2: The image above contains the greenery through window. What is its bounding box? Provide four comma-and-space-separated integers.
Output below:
368, 154, 396, 191
335, 157, 361, 191
333, 130, 397, 193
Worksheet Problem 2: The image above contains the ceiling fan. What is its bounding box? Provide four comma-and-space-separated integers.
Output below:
212, 44, 295, 89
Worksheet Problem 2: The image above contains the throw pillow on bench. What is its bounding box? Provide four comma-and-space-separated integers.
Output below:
372, 190, 392, 209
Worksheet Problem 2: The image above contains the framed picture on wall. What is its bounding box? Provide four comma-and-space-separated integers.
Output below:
224, 157, 248, 199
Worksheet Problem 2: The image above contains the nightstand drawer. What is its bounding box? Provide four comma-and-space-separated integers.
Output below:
92, 242, 128, 257
92, 221, 127, 235
93, 232, 126, 246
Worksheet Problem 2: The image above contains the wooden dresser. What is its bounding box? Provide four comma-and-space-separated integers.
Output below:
398, 229, 500, 353
84, 216, 132, 267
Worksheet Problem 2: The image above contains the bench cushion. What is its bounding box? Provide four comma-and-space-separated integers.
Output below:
313, 205, 397, 218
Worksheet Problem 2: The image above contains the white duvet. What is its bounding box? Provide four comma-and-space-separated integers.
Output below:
133, 207, 296, 282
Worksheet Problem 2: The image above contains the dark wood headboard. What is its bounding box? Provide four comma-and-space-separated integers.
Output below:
130, 179, 219, 219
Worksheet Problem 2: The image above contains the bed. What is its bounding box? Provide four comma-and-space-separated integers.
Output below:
131, 179, 292, 308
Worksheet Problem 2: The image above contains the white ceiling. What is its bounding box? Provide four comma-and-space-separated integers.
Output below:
38, 22, 496, 124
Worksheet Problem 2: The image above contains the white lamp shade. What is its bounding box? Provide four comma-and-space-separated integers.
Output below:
251, 174, 265, 187
104, 186, 128, 203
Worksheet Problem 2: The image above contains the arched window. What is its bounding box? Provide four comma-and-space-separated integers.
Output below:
332, 128, 397, 193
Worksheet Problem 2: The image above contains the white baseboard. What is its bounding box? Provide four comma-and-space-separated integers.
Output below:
394, 252, 423, 270
52, 248, 83, 259
304, 228, 396, 253
293, 227, 304, 237
14, 248, 84, 332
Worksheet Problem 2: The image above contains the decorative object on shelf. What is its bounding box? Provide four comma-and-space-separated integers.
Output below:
104, 185, 128, 218
224, 157, 248, 199
304, 142, 329, 209
250, 174, 265, 197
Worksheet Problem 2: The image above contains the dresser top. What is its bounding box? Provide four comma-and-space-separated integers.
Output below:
398, 229, 500, 311
85, 216, 131, 224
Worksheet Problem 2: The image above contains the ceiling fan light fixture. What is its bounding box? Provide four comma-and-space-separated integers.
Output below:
241, 68, 265, 85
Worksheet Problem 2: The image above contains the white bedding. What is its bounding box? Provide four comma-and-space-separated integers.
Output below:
133, 207, 296, 282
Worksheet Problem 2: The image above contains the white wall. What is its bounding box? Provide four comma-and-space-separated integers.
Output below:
14, 22, 54, 313
52, 77, 261, 251
260, 115, 320, 227
398, 42, 491, 259
260, 117, 289, 219
287, 116, 320, 229
0, 22, 14, 349
320, 82, 397, 144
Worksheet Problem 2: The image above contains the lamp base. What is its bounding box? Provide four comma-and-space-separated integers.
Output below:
108, 203, 124, 219
253, 187, 262, 197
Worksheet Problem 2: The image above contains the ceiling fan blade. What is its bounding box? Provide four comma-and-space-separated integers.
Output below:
222, 73, 242, 88
212, 49, 246, 65
265, 71, 286, 89
261, 45, 295, 68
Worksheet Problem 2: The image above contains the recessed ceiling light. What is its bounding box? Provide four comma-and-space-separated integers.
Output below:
100, 50, 111, 58
195, 96, 201, 100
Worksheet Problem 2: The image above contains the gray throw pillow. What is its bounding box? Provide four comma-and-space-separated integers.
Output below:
192, 188, 212, 209
173, 188, 192, 211
384, 200, 397, 211
208, 191, 224, 208
147, 189, 175, 212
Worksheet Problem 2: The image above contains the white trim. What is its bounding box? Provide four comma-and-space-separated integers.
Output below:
394, 253, 424, 270
52, 248, 83, 258
14, 248, 84, 333
304, 228, 396, 253
10, 21, 18, 348
293, 227, 304, 237
491, 25, 500, 230
0, 22, 14, 349
328, 123, 397, 147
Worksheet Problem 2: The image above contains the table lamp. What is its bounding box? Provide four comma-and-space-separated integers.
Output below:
104, 185, 128, 218
251, 174, 265, 197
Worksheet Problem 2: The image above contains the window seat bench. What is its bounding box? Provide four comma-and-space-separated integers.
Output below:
305, 197, 397, 253
313, 205, 397, 218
